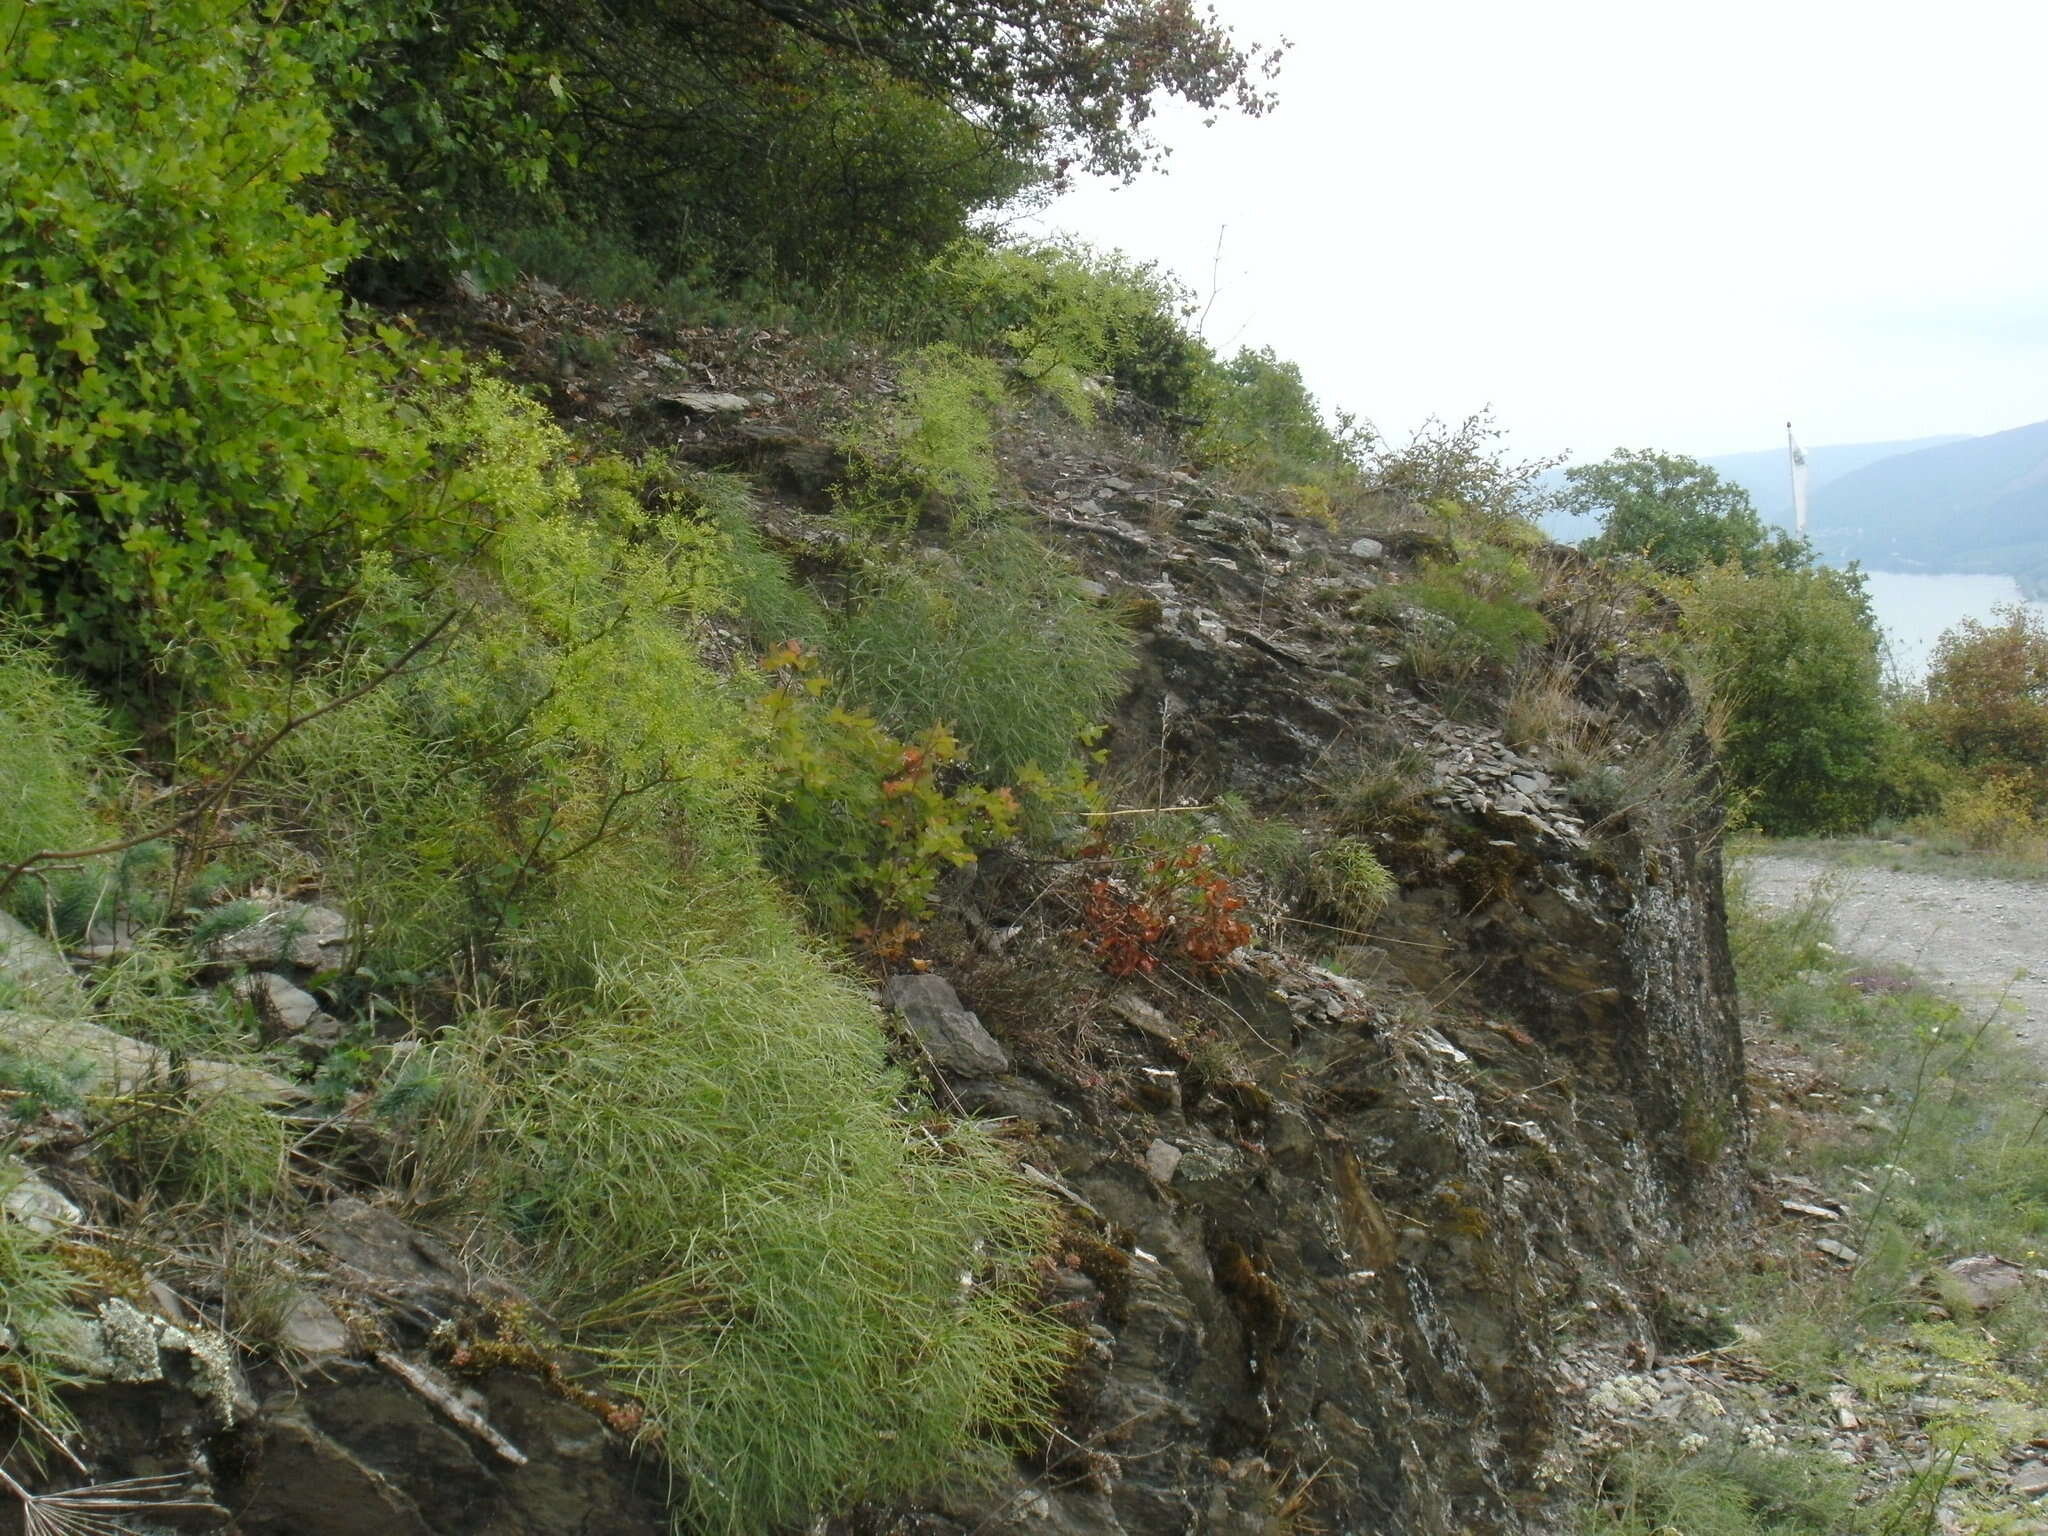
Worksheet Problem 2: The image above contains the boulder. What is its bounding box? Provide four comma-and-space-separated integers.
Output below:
0, 1009, 167, 1095
187, 1056, 310, 1108
1945, 1253, 2029, 1312
0, 909, 84, 1013
1, 1159, 82, 1232
653, 390, 750, 417
880, 973, 1010, 1076
229, 970, 342, 1044
208, 902, 352, 971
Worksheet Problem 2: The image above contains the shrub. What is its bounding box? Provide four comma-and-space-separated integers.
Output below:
306, 0, 1269, 287
1936, 774, 2040, 854
1078, 843, 1255, 977
832, 524, 1134, 784
213, 379, 1069, 1528
1918, 604, 2048, 809
910, 240, 1205, 418
1195, 345, 1372, 496
1307, 841, 1397, 930
1369, 411, 1560, 533
425, 940, 1065, 1534
1679, 562, 1889, 835
836, 346, 1009, 527
1566, 448, 1811, 575
0, 0, 466, 703
753, 645, 1021, 936
250, 380, 758, 984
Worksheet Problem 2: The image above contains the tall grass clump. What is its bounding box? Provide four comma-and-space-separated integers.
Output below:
0, 632, 120, 926
835, 346, 1009, 529
0, 1208, 87, 1459
1581, 1439, 1868, 1536
249, 380, 759, 982
833, 523, 1133, 784
423, 910, 1065, 1532
209, 380, 1069, 1527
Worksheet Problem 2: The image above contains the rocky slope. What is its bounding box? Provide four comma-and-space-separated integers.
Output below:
0, 298, 1753, 1534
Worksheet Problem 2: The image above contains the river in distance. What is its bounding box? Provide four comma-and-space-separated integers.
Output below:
1859, 570, 2048, 682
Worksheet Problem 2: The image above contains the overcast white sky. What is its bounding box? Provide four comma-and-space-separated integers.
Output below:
1018, 0, 2048, 465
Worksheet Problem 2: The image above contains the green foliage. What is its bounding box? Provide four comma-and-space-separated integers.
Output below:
1722, 865, 1837, 998
910, 240, 1205, 418
0, 0, 466, 701
116, 1081, 292, 1209
0, 1202, 86, 1458
1307, 841, 1397, 929
0, 631, 117, 921
1582, 1439, 1863, 1536
251, 379, 758, 984
307, 0, 1273, 285
1567, 449, 1811, 575
831, 525, 1134, 784
1370, 411, 1560, 534
425, 942, 1065, 1534
1326, 741, 1434, 836
1916, 604, 2048, 809
754, 645, 1020, 935
1406, 542, 1551, 690
1934, 774, 2043, 855
1206, 794, 1310, 889
0, 1041, 90, 1123
837, 347, 1010, 528
195, 376, 1071, 1526
670, 472, 830, 651
1680, 563, 1889, 834
1195, 346, 1372, 495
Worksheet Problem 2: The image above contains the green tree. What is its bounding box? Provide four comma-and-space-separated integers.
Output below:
1918, 604, 2048, 806
1567, 449, 1810, 574
307, 0, 1281, 282
1681, 562, 1889, 833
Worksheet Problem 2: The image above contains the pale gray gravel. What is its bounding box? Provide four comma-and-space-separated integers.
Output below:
1738, 853, 2048, 1055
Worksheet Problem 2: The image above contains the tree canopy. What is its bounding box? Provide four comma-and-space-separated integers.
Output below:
1681, 561, 1890, 834
1565, 449, 1810, 574
309, 0, 1281, 280
1919, 604, 2048, 806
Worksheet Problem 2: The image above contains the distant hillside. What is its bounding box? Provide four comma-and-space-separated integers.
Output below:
1537, 433, 1964, 542
1807, 420, 2048, 597
1703, 436, 1967, 524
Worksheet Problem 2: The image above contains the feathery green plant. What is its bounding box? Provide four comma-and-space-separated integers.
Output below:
422, 920, 1065, 1532
833, 523, 1133, 784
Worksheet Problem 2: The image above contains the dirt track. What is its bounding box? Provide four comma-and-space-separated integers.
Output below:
1738, 853, 2048, 1054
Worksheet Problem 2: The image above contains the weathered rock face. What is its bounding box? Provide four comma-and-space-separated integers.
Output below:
819, 453, 1749, 1534
27, 1195, 671, 1536
0, 413, 1748, 1534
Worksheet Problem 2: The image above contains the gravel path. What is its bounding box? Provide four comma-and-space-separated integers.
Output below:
1739, 853, 2048, 1056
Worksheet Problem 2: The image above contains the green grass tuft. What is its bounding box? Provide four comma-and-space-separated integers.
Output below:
422, 915, 1066, 1533
832, 522, 1133, 785
0, 629, 120, 926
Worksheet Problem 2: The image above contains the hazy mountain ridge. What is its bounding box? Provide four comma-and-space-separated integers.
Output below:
1805, 420, 2048, 597
1702, 435, 1967, 522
